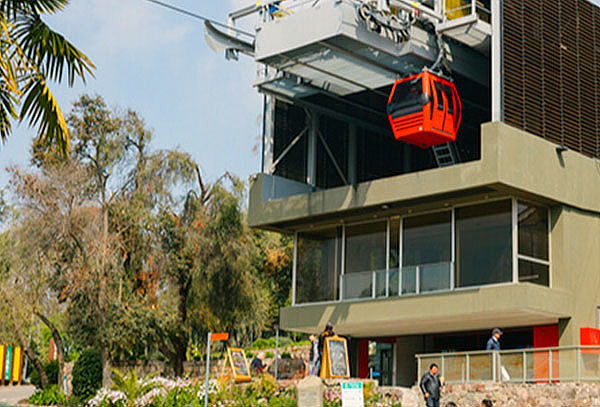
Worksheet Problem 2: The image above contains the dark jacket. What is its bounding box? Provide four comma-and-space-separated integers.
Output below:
318, 329, 335, 357
419, 372, 441, 399
486, 336, 501, 351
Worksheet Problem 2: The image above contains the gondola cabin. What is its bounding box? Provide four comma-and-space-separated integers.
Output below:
387, 72, 462, 148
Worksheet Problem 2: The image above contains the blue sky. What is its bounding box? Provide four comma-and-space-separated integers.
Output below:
0, 0, 261, 187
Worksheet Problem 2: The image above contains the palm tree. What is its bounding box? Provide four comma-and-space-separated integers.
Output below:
0, 0, 95, 153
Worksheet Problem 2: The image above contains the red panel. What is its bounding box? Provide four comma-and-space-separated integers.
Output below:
580, 327, 600, 345
534, 325, 559, 348
358, 340, 369, 379
533, 325, 559, 383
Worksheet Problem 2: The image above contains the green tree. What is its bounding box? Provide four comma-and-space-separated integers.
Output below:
0, 0, 94, 152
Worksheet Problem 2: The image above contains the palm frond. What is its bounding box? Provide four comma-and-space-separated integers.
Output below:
0, 79, 18, 142
0, 0, 70, 19
14, 13, 95, 86
19, 74, 69, 152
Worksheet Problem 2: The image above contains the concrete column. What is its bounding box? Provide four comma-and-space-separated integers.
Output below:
348, 124, 358, 185
262, 95, 275, 174
306, 112, 319, 187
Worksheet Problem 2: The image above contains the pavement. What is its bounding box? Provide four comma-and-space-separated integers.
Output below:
0, 385, 36, 406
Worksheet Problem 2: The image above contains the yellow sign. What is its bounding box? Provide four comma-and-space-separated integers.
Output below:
0, 345, 5, 384
320, 336, 350, 379
226, 348, 251, 383
12, 346, 23, 383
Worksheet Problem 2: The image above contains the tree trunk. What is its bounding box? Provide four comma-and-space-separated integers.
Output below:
100, 347, 112, 388
11, 321, 48, 389
35, 312, 65, 388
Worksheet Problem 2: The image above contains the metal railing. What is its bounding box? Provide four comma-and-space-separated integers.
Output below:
416, 346, 600, 384
340, 262, 453, 301
443, 0, 491, 23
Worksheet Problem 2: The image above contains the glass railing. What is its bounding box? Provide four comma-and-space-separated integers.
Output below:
340, 262, 453, 301
416, 346, 600, 384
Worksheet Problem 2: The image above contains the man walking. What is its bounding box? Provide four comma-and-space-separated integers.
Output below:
486, 328, 503, 351
420, 363, 442, 407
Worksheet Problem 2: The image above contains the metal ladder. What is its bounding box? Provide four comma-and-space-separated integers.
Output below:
432, 143, 458, 167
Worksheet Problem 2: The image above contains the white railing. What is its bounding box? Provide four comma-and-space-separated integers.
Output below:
416, 346, 600, 384
340, 262, 454, 301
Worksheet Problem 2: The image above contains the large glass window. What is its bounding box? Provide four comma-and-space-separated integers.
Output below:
518, 202, 549, 286
296, 227, 341, 304
344, 221, 387, 299
403, 211, 452, 266
455, 200, 513, 287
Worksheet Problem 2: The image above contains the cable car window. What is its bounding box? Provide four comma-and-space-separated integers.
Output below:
434, 82, 444, 111
443, 84, 454, 115
387, 78, 424, 118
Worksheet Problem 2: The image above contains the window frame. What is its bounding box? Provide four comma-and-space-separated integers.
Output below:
291, 197, 551, 306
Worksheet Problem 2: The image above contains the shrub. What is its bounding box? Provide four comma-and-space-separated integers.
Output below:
280, 352, 292, 359
265, 351, 274, 359
29, 385, 67, 406
246, 351, 255, 359
30, 360, 60, 388
72, 349, 103, 401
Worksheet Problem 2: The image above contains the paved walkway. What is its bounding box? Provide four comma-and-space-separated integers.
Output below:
0, 385, 35, 405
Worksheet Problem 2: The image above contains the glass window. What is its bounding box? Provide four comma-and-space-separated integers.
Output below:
343, 221, 387, 300
387, 77, 424, 118
389, 218, 400, 270
403, 211, 452, 267
345, 221, 387, 274
296, 227, 341, 304
518, 260, 549, 286
518, 202, 549, 260
455, 200, 512, 287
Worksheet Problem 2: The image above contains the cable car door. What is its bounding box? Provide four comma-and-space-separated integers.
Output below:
431, 80, 447, 134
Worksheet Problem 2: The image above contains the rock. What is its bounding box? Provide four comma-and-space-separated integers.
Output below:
297, 376, 324, 407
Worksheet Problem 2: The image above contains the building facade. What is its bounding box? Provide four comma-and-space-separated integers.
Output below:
216, 0, 600, 386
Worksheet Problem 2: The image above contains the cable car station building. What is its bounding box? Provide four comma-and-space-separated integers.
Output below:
212, 0, 600, 386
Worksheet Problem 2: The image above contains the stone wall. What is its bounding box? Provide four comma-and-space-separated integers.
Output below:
424, 383, 600, 407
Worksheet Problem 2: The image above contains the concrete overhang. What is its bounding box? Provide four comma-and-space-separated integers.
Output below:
280, 283, 573, 337
248, 122, 600, 231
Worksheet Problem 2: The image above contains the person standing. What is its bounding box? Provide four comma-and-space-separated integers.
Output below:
318, 322, 335, 375
250, 352, 268, 375
486, 328, 503, 351
308, 334, 320, 376
420, 363, 442, 407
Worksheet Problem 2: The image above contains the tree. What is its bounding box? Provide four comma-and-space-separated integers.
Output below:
0, 0, 94, 152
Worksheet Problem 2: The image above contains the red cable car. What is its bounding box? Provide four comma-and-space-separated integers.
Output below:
386, 71, 462, 148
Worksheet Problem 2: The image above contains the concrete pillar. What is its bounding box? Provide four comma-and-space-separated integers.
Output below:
348, 124, 358, 185
306, 112, 319, 187
395, 336, 425, 387
262, 95, 275, 174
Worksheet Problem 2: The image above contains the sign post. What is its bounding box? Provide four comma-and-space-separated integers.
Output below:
204, 333, 229, 407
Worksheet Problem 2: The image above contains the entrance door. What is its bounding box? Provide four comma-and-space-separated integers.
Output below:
369, 341, 395, 386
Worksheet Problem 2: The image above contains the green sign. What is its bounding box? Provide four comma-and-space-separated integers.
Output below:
4, 346, 13, 382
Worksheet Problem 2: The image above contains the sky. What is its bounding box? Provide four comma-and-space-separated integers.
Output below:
0, 0, 262, 187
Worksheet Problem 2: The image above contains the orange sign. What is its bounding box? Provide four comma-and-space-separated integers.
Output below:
210, 333, 229, 341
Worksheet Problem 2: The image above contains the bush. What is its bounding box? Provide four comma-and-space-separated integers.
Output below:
30, 360, 60, 388
245, 351, 255, 359
280, 352, 292, 359
29, 385, 67, 406
265, 351, 274, 359
72, 349, 103, 401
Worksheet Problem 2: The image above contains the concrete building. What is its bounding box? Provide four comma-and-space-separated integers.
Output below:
210, 0, 600, 386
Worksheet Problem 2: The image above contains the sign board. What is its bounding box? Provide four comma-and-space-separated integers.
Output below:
12, 346, 22, 383
227, 348, 251, 383
4, 346, 13, 382
210, 333, 229, 342
341, 382, 364, 407
321, 336, 350, 379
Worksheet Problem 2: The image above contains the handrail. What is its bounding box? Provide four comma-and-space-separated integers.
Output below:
416, 346, 600, 384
